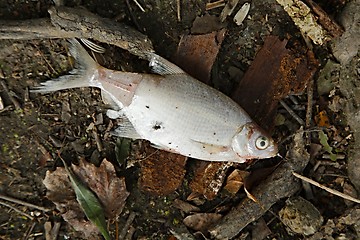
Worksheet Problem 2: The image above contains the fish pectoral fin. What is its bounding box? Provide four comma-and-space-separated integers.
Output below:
110, 115, 142, 139
191, 139, 230, 154
148, 53, 185, 75
102, 91, 120, 110
150, 143, 179, 154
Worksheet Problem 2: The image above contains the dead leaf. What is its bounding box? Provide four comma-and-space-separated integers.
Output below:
43, 158, 129, 238
72, 158, 129, 219
224, 169, 249, 194
191, 14, 227, 34
43, 167, 100, 239
251, 218, 272, 240
315, 110, 330, 127
183, 213, 222, 232
173, 199, 200, 214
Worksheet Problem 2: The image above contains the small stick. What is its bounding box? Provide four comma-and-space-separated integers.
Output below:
177, 0, 181, 21
0, 80, 21, 110
124, 226, 136, 240
125, 0, 143, 31
305, 77, 314, 144
132, 0, 145, 12
0, 200, 34, 220
279, 100, 304, 125
0, 193, 52, 212
119, 212, 137, 239
22, 221, 37, 240
206, 0, 226, 10
92, 126, 103, 152
292, 172, 360, 204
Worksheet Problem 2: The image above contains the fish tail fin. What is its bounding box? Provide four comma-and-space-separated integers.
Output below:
31, 39, 100, 93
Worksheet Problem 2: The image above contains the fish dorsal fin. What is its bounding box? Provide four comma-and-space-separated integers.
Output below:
148, 53, 185, 75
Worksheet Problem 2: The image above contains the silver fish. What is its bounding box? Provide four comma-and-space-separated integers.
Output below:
33, 39, 277, 162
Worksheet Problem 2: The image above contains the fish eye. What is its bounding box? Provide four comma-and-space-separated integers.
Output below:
255, 136, 269, 150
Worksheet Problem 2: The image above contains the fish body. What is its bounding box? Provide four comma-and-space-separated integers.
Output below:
33, 39, 277, 162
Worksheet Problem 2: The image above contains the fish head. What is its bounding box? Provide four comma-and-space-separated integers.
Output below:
231, 122, 278, 161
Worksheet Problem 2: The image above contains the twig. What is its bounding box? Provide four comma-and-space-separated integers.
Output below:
305, 77, 314, 144
92, 126, 103, 152
124, 226, 136, 240
33, 43, 57, 75
119, 212, 137, 239
292, 172, 360, 204
0, 6, 154, 59
132, 0, 145, 12
0, 200, 34, 220
0, 193, 52, 212
125, 0, 143, 33
22, 221, 37, 240
177, 0, 181, 21
279, 100, 304, 125
0, 80, 21, 110
44, 221, 61, 240
206, 0, 226, 11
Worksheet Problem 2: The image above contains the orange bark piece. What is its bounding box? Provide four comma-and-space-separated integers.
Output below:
231, 35, 318, 131
174, 29, 226, 84
138, 142, 187, 195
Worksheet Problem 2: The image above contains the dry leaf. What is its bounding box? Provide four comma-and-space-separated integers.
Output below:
224, 169, 249, 194
173, 199, 200, 214
315, 110, 330, 127
43, 158, 129, 237
43, 167, 100, 239
183, 213, 222, 232
72, 158, 129, 219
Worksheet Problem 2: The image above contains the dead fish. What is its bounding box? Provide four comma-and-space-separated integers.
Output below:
32, 39, 277, 162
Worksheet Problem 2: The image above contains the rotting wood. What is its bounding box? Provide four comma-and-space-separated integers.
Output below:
209, 131, 310, 239
0, 6, 154, 59
231, 35, 318, 131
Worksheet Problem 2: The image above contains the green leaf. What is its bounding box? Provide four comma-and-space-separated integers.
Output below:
60, 158, 111, 240
319, 130, 337, 161
115, 138, 131, 166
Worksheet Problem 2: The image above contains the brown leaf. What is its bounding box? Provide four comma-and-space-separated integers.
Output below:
173, 199, 200, 214
224, 169, 249, 194
183, 213, 222, 232
43, 167, 100, 239
43, 158, 129, 237
72, 158, 130, 219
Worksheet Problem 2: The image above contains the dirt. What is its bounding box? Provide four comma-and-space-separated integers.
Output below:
0, 0, 359, 239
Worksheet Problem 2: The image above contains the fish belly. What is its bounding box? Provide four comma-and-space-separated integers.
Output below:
123, 74, 252, 161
